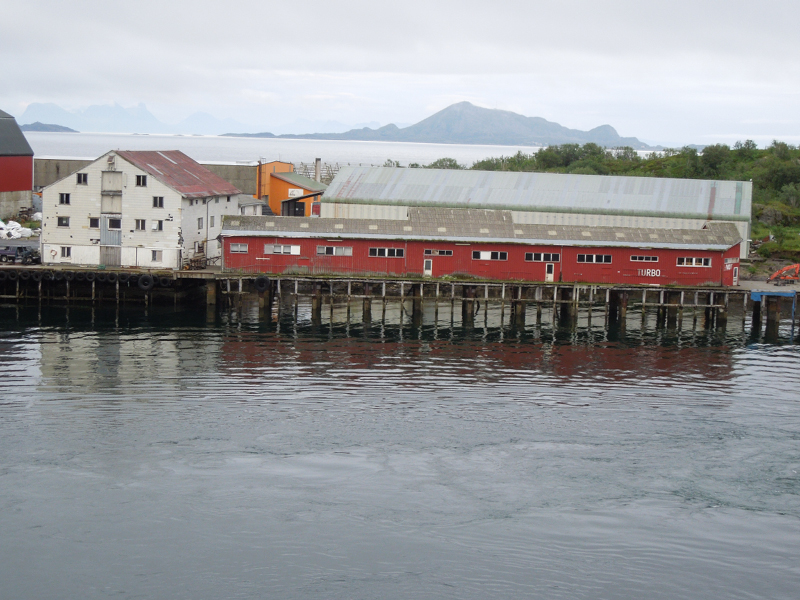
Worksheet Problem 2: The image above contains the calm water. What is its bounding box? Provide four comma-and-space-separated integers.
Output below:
24, 131, 542, 167
1, 300, 799, 599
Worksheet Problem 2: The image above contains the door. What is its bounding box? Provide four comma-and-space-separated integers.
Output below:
423, 259, 433, 277
733, 266, 739, 285
545, 263, 555, 282
99, 246, 121, 266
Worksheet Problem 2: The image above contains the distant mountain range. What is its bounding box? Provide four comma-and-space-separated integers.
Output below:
224, 102, 653, 149
17, 101, 654, 148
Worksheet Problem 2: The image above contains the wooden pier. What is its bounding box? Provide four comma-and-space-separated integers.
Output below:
0, 266, 795, 336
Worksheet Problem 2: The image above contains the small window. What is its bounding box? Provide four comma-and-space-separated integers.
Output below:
677, 257, 712, 267
151, 250, 162, 262
369, 247, 404, 258
197, 217, 203, 230
60, 246, 71, 258
152, 220, 163, 231
108, 218, 121, 229
577, 254, 611, 264
265, 244, 300, 255
215, 197, 219, 204
209, 216, 215, 228
59, 193, 70, 205
318, 246, 352, 256
57, 216, 69, 227
423, 249, 453, 256
135, 219, 146, 231
261, 205, 270, 215
89, 217, 99, 228
472, 250, 506, 261
153, 196, 164, 208
631, 256, 658, 262
230, 243, 249, 253
136, 175, 147, 187
227, 196, 231, 202
76, 173, 88, 185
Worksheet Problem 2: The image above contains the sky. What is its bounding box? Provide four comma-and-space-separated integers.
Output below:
2, 0, 800, 146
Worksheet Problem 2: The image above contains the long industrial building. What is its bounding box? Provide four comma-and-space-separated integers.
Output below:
319, 167, 752, 258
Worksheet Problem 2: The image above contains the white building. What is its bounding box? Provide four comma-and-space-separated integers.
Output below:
41, 150, 243, 269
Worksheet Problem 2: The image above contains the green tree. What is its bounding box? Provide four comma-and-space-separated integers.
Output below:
700, 144, 730, 176
426, 157, 465, 169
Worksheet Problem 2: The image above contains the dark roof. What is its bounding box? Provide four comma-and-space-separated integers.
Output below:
116, 150, 240, 199
222, 207, 742, 251
0, 110, 33, 157
271, 171, 328, 192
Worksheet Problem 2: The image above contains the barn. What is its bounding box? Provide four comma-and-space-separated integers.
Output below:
220, 208, 742, 287
319, 167, 752, 258
0, 109, 34, 219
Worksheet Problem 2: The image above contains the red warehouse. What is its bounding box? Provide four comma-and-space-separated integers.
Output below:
220, 208, 742, 287
0, 109, 34, 219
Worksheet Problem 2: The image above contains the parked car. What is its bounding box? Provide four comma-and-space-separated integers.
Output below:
0, 246, 39, 264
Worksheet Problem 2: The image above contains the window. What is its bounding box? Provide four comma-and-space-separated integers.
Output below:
577, 254, 612, 263
525, 252, 560, 262
226, 196, 231, 202
261, 205, 270, 216
152, 220, 163, 231
135, 219, 146, 231
89, 217, 99, 228
76, 173, 87, 185
59, 193, 70, 205
265, 244, 300, 255
631, 256, 658, 262
424, 249, 453, 256
108, 218, 122, 229
197, 217, 203, 230
317, 246, 352, 256
368, 247, 405, 258
209, 216, 215, 228
230, 243, 249, 253
677, 257, 711, 267
151, 250, 162, 262
57, 216, 69, 227
60, 246, 71, 258
195, 241, 204, 254
472, 250, 507, 260
136, 175, 147, 187
214, 197, 219, 204
153, 196, 164, 208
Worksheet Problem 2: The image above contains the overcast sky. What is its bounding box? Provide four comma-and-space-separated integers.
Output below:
3, 0, 799, 145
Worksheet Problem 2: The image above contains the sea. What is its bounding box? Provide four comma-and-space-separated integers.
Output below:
1, 298, 799, 600
24, 131, 545, 167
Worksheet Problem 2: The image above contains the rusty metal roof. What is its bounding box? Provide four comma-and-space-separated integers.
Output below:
0, 110, 33, 157
322, 167, 751, 221
221, 208, 741, 251
116, 150, 240, 199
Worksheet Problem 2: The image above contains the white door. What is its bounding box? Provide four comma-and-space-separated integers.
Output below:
423, 259, 433, 277
545, 263, 555, 282
733, 266, 739, 285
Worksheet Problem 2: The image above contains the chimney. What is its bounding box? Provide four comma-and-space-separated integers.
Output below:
315, 158, 321, 183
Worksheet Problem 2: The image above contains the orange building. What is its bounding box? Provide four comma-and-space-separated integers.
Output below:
253, 160, 327, 216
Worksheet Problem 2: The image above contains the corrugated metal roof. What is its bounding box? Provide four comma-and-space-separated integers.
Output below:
271, 171, 328, 192
221, 208, 741, 251
321, 167, 752, 221
116, 150, 240, 199
0, 111, 34, 157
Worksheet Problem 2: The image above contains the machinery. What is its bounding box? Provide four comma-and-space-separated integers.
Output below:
767, 264, 800, 285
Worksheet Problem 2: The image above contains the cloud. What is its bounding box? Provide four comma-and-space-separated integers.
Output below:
3, 0, 800, 144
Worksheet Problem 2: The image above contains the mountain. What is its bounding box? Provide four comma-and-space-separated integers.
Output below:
229, 102, 651, 149
20, 122, 78, 133
19, 102, 169, 133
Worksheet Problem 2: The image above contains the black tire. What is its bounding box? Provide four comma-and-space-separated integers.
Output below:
85, 272, 96, 282
31, 271, 42, 282
255, 276, 270, 292
7, 270, 17, 281
96, 273, 107, 283
106, 273, 118, 284
43, 271, 54, 281
75, 271, 86, 281
19, 270, 31, 280
118, 273, 130, 284
0, 271, 6, 281
64, 271, 75, 281
54, 271, 65, 281
0, 256, 7, 263
138, 274, 155, 291
158, 276, 172, 287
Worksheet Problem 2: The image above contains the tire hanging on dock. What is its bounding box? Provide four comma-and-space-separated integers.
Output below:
64, 271, 75, 281
7, 270, 18, 281
19, 270, 31, 280
158, 276, 172, 287
106, 273, 118, 284
96, 273, 108, 283
43, 271, 54, 281
118, 273, 130, 284
138, 274, 155, 291
31, 271, 42, 282
255, 276, 270, 293
85, 272, 96, 282
0, 271, 7, 281
75, 271, 86, 281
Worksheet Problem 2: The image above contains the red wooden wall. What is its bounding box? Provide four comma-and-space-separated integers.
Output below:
0, 156, 33, 192
223, 236, 741, 287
